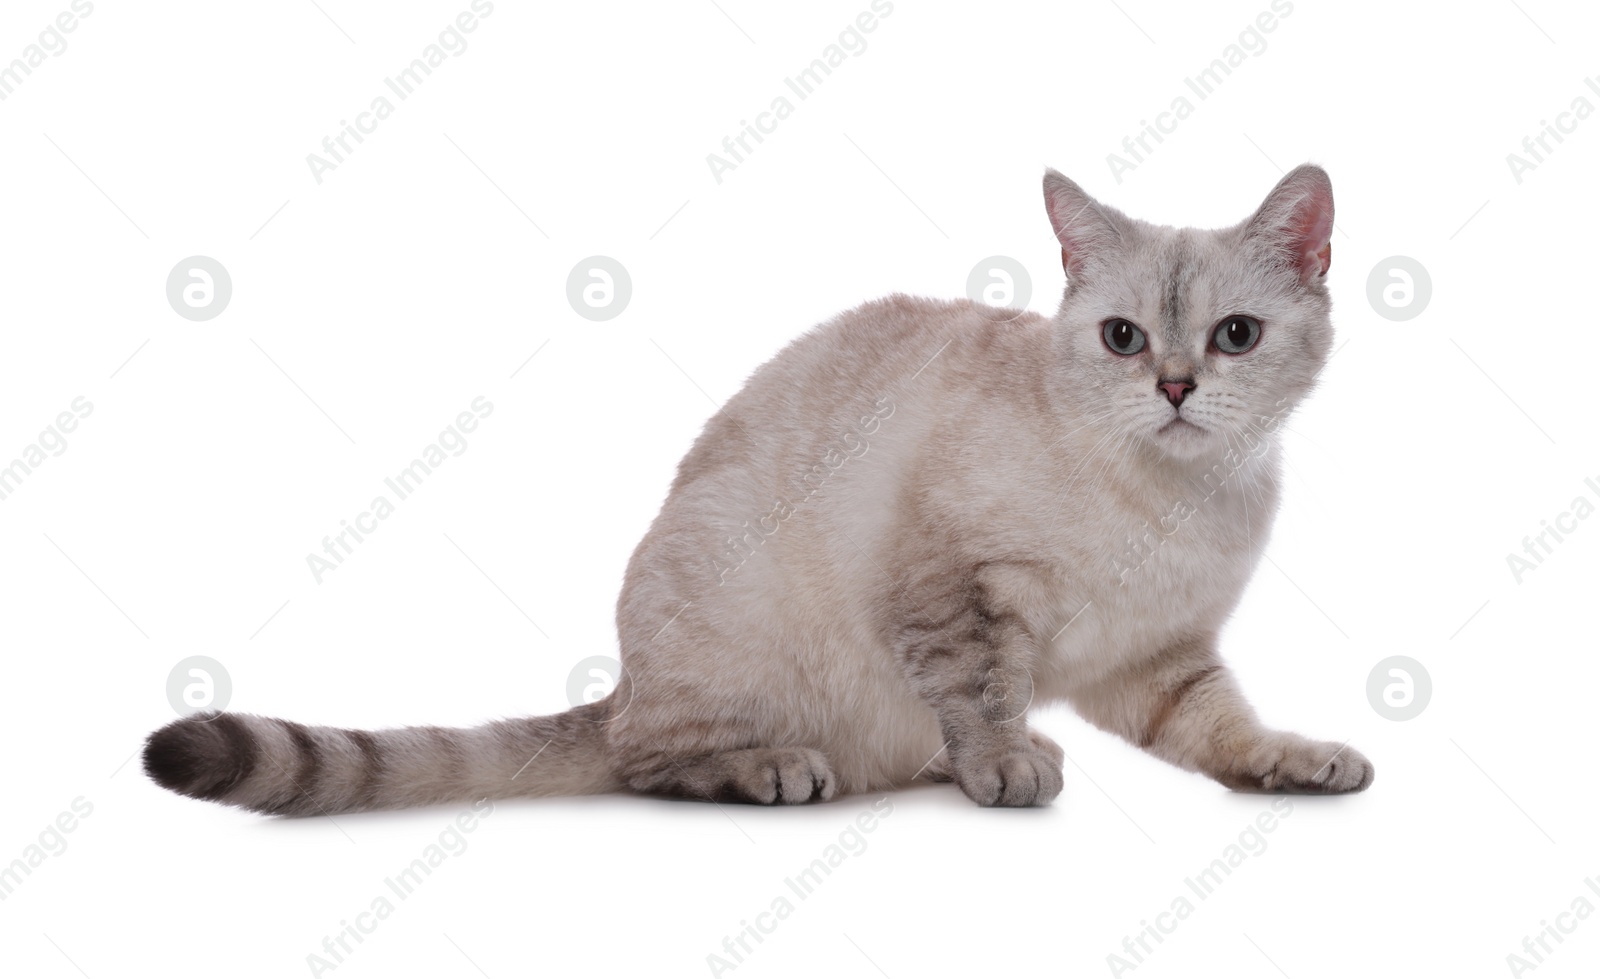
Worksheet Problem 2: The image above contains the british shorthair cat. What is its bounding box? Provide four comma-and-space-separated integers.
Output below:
144, 163, 1372, 813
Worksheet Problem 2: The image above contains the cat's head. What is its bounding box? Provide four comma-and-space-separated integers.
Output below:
1041, 165, 1334, 462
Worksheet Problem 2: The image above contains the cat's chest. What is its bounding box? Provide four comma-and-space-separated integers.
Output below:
1108, 481, 1267, 592
1045, 466, 1276, 665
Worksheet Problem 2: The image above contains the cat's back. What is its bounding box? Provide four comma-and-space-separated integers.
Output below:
667, 293, 1053, 495
757, 291, 1051, 397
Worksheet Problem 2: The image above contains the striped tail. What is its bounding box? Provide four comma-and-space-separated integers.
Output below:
141, 703, 618, 816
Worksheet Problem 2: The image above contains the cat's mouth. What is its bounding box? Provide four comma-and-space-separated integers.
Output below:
1159, 417, 1205, 434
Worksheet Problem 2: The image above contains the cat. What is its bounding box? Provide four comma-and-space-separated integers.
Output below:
144, 163, 1372, 814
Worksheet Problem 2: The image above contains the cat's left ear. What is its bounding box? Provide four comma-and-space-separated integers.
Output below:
1245, 164, 1334, 284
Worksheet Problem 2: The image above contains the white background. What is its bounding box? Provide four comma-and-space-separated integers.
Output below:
1, 1, 1596, 976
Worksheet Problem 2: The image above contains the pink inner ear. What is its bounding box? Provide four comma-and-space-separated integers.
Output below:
1288, 189, 1334, 279
1045, 189, 1087, 267
1044, 180, 1110, 274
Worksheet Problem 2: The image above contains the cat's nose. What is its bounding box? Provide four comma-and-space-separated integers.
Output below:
1158, 379, 1194, 407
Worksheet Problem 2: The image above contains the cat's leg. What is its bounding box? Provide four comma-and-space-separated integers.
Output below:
621, 747, 837, 804
893, 570, 1065, 807
1071, 638, 1373, 793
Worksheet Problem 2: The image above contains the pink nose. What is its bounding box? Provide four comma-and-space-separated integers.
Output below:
1159, 380, 1193, 407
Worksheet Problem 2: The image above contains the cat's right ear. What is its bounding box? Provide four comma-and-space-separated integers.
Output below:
1043, 169, 1120, 276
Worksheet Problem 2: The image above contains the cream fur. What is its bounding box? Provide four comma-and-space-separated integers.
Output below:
144, 164, 1371, 814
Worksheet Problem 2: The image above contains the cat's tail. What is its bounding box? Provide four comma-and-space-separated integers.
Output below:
141, 702, 620, 816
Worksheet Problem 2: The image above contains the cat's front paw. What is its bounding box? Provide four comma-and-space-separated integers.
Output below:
1221, 736, 1374, 794
951, 732, 1065, 807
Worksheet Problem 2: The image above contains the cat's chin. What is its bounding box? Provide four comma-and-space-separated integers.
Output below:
1149, 418, 1217, 459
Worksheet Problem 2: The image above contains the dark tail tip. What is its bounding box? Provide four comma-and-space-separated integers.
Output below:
143, 711, 258, 802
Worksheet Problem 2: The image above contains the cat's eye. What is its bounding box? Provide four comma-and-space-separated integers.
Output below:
1212, 315, 1261, 354
1102, 318, 1146, 356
